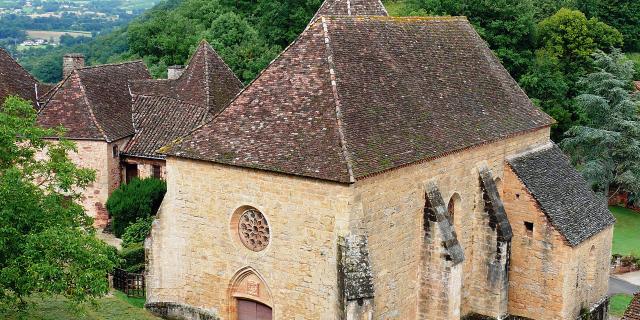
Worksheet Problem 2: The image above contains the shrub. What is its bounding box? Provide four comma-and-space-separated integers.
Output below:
119, 242, 145, 273
121, 216, 154, 248
106, 178, 166, 237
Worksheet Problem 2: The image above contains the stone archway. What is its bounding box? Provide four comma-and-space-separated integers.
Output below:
228, 267, 273, 320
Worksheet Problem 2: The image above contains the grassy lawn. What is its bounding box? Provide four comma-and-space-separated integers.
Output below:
610, 293, 634, 316
610, 206, 640, 256
0, 291, 159, 320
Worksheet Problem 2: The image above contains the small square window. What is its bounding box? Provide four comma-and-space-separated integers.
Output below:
524, 221, 534, 233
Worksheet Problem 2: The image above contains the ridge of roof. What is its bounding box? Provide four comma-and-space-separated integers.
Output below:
165, 16, 553, 182
77, 72, 108, 141
321, 17, 355, 182
38, 60, 151, 141
75, 59, 147, 71
310, 0, 389, 24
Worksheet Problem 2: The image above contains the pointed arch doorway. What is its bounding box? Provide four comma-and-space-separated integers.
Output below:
228, 267, 273, 320
237, 299, 272, 320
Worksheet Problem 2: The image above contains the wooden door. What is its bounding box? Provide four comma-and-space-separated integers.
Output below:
237, 299, 272, 320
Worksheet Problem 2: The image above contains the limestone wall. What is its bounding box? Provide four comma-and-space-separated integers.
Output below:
503, 165, 613, 319
146, 159, 355, 319
39, 138, 128, 227
351, 128, 550, 319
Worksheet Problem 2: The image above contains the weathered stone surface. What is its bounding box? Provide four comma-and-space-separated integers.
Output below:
342, 235, 375, 301
145, 302, 219, 320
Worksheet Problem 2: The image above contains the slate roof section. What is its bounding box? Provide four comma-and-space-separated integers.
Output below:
166, 16, 553, 183
129, 40, 243, 115
623, 292, 640, 320
37, 61, 151, 141
124, 95, 210, 159
311, 0, 388, 23
0, 47, 44, 106
507, 144, 616, 246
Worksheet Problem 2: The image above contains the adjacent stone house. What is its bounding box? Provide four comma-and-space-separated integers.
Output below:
36, 61, 152, 227
0, 47, 50, 107
145, 1, 615, 319
123, 40, 243, 182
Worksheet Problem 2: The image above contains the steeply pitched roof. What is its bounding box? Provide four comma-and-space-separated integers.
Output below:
623, 292, 640, 320
165, 17, 553, 183
507, 144, 615, 246
124, 95, 210, 159
37, 61, 151, 141
129, 41, 243, 115
0, 48, 42, 105
311, 0, 388, 22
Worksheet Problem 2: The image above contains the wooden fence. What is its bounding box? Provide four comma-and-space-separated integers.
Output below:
112, 268, 145, 298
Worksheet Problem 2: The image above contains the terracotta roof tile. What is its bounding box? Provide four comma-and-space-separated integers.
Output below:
37, 61, 151, 141
166, 17, 553, 182
124, 95, 209, 159
507, 144, 616, 246
0, 48, 43, 106
623, 292, 640, 320
311, 0, 388, 23
129, 41, 243, 115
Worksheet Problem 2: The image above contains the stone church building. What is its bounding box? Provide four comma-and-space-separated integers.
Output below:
143, 0, 616, 319
0, 0, 618, 318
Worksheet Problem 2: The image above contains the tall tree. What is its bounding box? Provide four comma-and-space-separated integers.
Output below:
577, 0, 640, 51
0, 97, 117, 311
561, 50, 640, 198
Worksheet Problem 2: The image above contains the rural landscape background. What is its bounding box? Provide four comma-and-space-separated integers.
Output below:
1, 0, 640, 318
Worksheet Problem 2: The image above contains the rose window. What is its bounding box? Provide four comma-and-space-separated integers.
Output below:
238, 209, 270, 251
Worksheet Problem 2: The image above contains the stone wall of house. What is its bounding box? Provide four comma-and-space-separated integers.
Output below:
503, 165, 613, 320
38, 138, 129, 228
146, 158, 355, 319
350, 128, 550, 319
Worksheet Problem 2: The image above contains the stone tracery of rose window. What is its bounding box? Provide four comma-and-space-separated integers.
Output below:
238, 208, 270, 251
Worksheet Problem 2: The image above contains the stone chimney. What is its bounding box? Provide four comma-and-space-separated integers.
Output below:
167, 65, 185, 80
63, 53, 85, 78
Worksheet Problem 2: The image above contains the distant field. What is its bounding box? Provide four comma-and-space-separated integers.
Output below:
610, 206, 640, 256
26, 30, 92, 43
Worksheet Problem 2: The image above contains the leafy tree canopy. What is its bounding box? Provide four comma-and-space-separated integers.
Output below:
561, 50, 640, 198
0, 97, 117, 311
577, 0, 640, 51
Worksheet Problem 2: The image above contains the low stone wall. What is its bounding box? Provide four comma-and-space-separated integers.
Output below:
145, 302, 219, 320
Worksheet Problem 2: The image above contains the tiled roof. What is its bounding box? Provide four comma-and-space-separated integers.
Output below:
129, 40, 243, 115
624, 293, 640, 320
124, 95, 210, 159
634, 81, 640, 92
37, 61, 151, 141
507, 144, 615, 246
0, 48, 43, 106
165, 16, 553, 183
311, 0, 388, 22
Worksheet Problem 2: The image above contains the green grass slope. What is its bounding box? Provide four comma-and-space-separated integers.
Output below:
610, 206, 640, 256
